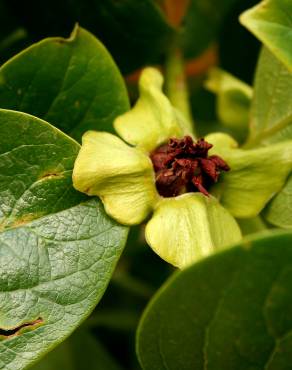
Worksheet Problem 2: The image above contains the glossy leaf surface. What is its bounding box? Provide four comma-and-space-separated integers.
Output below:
0, 26, 129, 141
137, 231, 292, 370
0, 110, 128, 370
240, 0, 292, 72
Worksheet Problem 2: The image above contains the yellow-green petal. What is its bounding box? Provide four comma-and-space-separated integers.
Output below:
114, 67, 185, 152
73, 131, 158, 225
210, 141, 292, 218
145, 193, 242, 269
205, 132, 238, 151
205, 68, 252, 140
264, 173, 292, 229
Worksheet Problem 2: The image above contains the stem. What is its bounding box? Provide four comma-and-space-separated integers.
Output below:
164, 46, 196, 136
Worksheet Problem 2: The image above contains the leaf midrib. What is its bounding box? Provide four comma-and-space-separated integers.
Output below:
247, 112, 292, 147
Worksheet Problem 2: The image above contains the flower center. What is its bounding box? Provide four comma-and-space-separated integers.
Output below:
150, 136, 230, 197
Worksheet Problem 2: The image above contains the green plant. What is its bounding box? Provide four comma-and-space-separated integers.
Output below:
0, 0, 291, 369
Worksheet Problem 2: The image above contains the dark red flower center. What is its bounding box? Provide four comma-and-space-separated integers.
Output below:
150, 136, 230, 197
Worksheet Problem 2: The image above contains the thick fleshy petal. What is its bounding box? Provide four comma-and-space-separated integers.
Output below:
205, 132, 238, 151
114, 68, 186, 152
73, 131, 158, 225
145, 193, 241, 268
205, 68, 252, 140
209, 140, 292, 218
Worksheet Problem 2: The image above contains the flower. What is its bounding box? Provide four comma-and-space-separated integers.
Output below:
150, 136, 230, 197
73, 68, 292, 268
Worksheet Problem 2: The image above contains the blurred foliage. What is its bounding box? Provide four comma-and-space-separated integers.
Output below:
0, 0, 260, 77
0, 0, 174, 73
219, 0, 260, 83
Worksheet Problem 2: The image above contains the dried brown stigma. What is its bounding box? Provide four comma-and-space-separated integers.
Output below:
150, 136, 230, 197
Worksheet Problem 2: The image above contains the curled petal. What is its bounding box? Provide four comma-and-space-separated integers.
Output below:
145, 193, 241, 268
114, 68, 187, 152
205, 67, 252, 139
73, 131, 158, 225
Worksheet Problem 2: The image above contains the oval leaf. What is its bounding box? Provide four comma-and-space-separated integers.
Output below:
137, 230, 292, 370
240, 0, 292, 72
246, 47, 292, 147
0, 109, 128, 370
0, 26, 130, 141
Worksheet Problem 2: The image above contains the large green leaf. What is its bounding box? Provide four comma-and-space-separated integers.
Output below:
246, 47, 292, 147
137, 230, 292, 370
0, 26, 130, 142
0, 109, 128, 370
31, 328, 122, 370
240, 0, 292, 72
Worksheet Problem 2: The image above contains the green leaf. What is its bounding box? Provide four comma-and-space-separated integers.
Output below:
264, 174, 292, 229
240, 0, 292, 72
31, 328, 122, 370
181, 0, 240, 59
0, 26, 130, 142
245, 47, 292, 147
0, 109, 128, 370
137, 230, 292, 370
